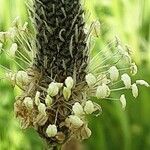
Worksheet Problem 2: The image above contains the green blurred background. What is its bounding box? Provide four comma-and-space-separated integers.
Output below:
0, 0, 150, 150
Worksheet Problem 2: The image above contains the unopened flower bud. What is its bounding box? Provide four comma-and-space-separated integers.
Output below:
47, 82, 59, 97
108, 66, 119, 81
132, 83, 138, 98
9, 43, 17, 57
38, 103, 46, 116
45, 95, 53, 107
84, 101, 95, 114
120, 94, 126, 110
65, 76, 74, 89
68, 115, 83, 128
121, 73, 131, 89
72, 102, 84, 116
85, 73, 96, 87
46, 124, 57, 137
35, 91, 40, 106
96, 83, 110, 99
23, 97, 33, 109
63, 87, 71, 101
136, 80, 149, 87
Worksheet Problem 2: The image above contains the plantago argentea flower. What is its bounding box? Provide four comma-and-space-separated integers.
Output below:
0, 0, 149, 149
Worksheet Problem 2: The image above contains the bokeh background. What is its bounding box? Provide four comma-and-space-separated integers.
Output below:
0, 0, 150, 150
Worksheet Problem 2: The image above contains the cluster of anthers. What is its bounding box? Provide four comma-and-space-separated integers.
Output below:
0, 17, 149, 146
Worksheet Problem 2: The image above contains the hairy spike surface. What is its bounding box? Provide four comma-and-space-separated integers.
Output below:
34, 0, 88, 83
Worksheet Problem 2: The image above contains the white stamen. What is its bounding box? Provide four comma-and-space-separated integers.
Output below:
65, 76, 74, 89
121, 73, 131, 89
120, 94, 126, 110
38, 103, 46, 116
130, 63, 138, 75
63, 87, 71, 101
72, 102, 84, 116
84, 101, 95, 114
47, 82, 59, 97
23, 97, 33, 109
85, 73, 97, 87
96, 83, 110, 99
35, 91, 40, 106
9, 43, 18, 57
136, 80, 149, 87
108, 66, 119, 81
16, 71, 29, 86
131, 83, 138, 98
46, 124, 57, 137
45, 95, 53, 107
68, 115, 84, 128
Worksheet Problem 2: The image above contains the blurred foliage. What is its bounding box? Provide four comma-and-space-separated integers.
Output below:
0, 0, 150, 150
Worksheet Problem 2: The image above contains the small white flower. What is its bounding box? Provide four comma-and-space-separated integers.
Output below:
68, 115, 84, 128
120, 94, 126, 110
136, 80, 149, 87
65, 76, 74, 89
131, 83, 138, 98
121, 73, 131, 89
23, 97, 33, 109
46, 124, 57, 137
130, 63, 137, 75
47, 82, 59, 97
63, 87, 71, 101
85, 73, 97, 87
72, 102, 84, 116
45, 95, 53, 107
96, 83, 110, 99
16, 71, 29, 86
35, 91, 40, 106
84, 101, 95, 114
38, 103, 46, 116
9, 43, 18, 57
108, 66, 119, 81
